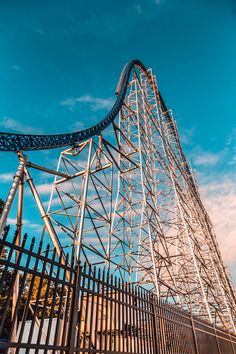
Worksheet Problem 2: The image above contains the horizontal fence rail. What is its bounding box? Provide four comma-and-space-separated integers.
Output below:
0, 233, 236, 353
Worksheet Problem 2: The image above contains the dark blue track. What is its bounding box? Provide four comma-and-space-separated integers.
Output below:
0, 60, 168, 152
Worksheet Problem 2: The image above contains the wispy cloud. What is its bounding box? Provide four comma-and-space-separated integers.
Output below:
34, 183, 53, 195
25, 183, 52, 196
228, 153, 236, 166
68, 121, 86, 131
154, 0, 165, 5
11, 65, 22, 71
190, 146, 223, 167
179, 127, 195, 145
35, 28, 44, 35
7, 217, 42, 230
0, 172, 14, 183
136, 4, 142, 15
60, 95, 114, 112
0, 117, 43, 134
198, 173, 236, 280
194, 152, 221, 166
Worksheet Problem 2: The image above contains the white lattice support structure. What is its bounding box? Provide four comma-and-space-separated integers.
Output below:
1, 63, 235, 333
46, 65, 236, 332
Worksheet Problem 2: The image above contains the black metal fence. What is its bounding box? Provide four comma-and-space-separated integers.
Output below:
0, 232, 236, 353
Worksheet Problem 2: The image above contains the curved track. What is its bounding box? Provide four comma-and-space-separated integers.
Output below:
0, 59, 170, 151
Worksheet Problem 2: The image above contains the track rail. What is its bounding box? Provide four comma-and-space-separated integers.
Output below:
0, 60, 170, 151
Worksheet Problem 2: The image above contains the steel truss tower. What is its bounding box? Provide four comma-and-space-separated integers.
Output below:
0, 62, 235, 333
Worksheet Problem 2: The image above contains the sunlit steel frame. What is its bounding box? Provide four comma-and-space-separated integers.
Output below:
0, 64, 235, 334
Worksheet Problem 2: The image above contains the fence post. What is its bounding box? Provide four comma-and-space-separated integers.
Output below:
229, 331, 236, 354
151, 294, 159, 354
212, 325, 222, 354
190, 315, 199, 354
67, 264, 81, 353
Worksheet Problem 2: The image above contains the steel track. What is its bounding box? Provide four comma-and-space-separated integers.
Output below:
0, 60, 170, 151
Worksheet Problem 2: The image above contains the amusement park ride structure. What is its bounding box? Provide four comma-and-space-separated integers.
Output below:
0, 60, 235, 334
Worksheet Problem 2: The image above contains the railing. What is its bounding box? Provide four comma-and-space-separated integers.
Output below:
0, 232, 236, 353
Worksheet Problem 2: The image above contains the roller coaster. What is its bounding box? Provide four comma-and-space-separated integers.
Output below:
0, 60, 174, 152
0, 60, 236, 335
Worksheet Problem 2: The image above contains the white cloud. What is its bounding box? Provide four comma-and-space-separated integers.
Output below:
0, 172, 14, 183
198, 174, 236, 281
7, 218, 41, 230
179, 127, 195, 145
190, 146, 223, 167
35, 28, 44, 35
137, 4, 142, 14
60, 98, 77, 110
68, 121, 86, 131
0, 117, 43, 134
194, 152, 220, 166
60, 95, 114, 112
35, 183, 53, 195
25, 183, 52, 196
154, 0, 165, 4
228, 153, 236, 166
11, 65, 22, 71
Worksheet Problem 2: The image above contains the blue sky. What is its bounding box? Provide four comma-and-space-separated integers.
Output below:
0, 0, 236, 279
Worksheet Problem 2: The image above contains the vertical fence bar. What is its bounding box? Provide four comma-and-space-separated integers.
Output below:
45, 250, 62, 348
159, 298, 167, 354
122, 280, 125, 352
136, 286, 141, 354
118, 277, 122, 353
15, 241, 43, 354
35, 247, 56, 353
99, 268, 105, 352
9, 235, 34, 351
151, 294, 159, 354
132, 285, 137, 354
68, 264, 81, 353
75, 263, 86, 350
141, 288, 148, 354
114, 276, 117, 353
26, 245, 50, 353
94, 268, 101, 350
190, 315, 200, 354
53, 254, 70, 351
126, 283, 130, 354
1, 235, 236, 354
89, 266, 96, 353
109, 274, 114, 352
104, 270, 109, 352
0, 233, 27, 338
143, 289, 149, 354
229, 331, 236, 354
0, 232, 18, 297
84, 264, 92, 350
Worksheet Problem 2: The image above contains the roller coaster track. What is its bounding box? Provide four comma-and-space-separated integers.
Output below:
0, 59, 172, 152
0, 59, 235, 334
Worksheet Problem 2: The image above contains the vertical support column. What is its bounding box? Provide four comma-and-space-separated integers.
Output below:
22, 156, 64, 261
135, 80, 160, 296
0, 160, 24, 236
75, 139, 92, 263
176, 195, 213, 323
10, 173, 24, 349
